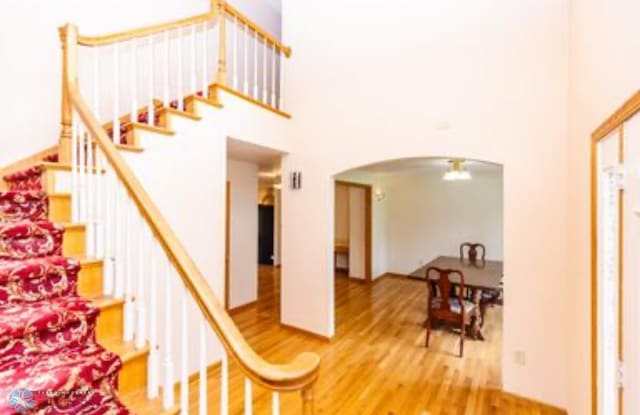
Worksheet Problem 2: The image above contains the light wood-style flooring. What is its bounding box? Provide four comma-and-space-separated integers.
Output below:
175, 267, 566, 415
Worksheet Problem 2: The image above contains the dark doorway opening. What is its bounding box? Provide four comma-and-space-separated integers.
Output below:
258, 204, 275, 265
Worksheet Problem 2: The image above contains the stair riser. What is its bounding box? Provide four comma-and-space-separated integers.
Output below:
96, 302, 124, 343
118, 352, 149, 395
78, 260, 104, 298
49, 194, 71, 222
62, 224, 86, 257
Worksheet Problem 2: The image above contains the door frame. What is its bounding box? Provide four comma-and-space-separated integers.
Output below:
335, 180, 373, 282
225, 180, 231, 310
591, 91, 640, 415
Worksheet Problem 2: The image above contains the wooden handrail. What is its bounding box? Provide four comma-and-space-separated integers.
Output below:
222, 1, 291, 57
76, 12, 216, 46
62, 22, 319, 397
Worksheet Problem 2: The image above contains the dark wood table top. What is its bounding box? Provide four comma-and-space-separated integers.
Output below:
409, 256, 503, 290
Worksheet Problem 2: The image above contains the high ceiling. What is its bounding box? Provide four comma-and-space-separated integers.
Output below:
349, 157, 502, 176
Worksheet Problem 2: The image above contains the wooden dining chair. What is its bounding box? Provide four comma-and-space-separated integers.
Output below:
459, 242, 486, 263
425, 267, 477, 357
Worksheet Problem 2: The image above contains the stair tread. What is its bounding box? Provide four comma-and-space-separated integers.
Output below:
100, 339, 150, 362
120, 388, 180, 415
0, 255, 79, 283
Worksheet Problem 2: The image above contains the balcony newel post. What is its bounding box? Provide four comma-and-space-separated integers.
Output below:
58, 23, 78, 164
216, 0, 227, 86
301, 385, 315, 415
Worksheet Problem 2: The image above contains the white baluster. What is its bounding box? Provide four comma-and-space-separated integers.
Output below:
201, 21, 208, 98
233, 15, 238, 90
135, 216, 147, 350
123, 197, 135, 342
199, 319, 207, 415
180, 284, 189, 414
279, 53, 284, 111
95, 146, 104, 259
113, 43, 120, 143
71, 112, 79, 222
102, 165, 114, 296
131, 37, 137, 123
253, 32, 258, 99
148, 34, 155, 126
162, 259, 175, 409
177, 27, 184, 111
271, 45, 276, 107
272, 392, 280, 415
244, 378, 252, 415
78, 124, 86, 223
113, 182, 125, 298
221, 351, 229, 415
86, 133, 95, 258
164, 30, 170, 108
262, 40, 268, 103
191, 24, 197, 98
147, 238, 160, 399
243, 22, 248, 94
93, 48, 99, 118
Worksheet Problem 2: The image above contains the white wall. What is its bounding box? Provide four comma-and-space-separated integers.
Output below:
0, 0, 281, 166
385, 170, 503, 274
227, 160, 258, 308
282, 0, 569, 407
227, 159, 259, 309
567, 0, 640, 412
348, 186, 366, 279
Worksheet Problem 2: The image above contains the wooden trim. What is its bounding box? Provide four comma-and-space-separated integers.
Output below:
334, 180, 374, 282
229, 300, 258, 315
590, 90, 640, 415
280, 323, 333, 343
592, 90, 640, 142
210, 83, 291, 118
500, 391, 568, 414
222, 3, 291, 57
62, 23, 319, 393
0, 145, 58, 190
618, 123, 624, 415
75, 12, 215, 46
225, 180, 231, 311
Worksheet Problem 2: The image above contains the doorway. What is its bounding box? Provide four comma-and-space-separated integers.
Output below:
258, 204, 275, 265
592, 93, 640, 415
333, 180, 372, 281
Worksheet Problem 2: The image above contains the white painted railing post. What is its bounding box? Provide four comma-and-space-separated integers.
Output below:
85, 131, 95, 258
272, 392, 280, 415
279, 53, 284, 111
135, 215, 147, 350
113, 183, 125, 299
112, 43, 120, 142
130, 37, 137, 123
147, 238, 160, 399
201, 21, 208, 98
191, 24, 197, 97
177, 27, 184, 110
148, 34, 155, 126
243, 22, 248, 95
244, 378, 253, 415
123, 196, 135, 342
199, 319, 207, 415
162, 258, 175, 409
71, 113, 79, 222
221, 351, 229, 415
164, 30, 170, 108
253, 32, 258, 99
232, 15, 238, 90
270, 44, 276, 108
180, 284, 189, 415
262, 40, 268, 103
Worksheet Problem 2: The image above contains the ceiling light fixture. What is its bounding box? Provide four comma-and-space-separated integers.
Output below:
443, 159, 472, 181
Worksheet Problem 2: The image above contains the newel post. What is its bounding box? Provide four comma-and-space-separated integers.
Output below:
301, 385, 315, 415
58, 23, 78, 164
216, 0, 227, 85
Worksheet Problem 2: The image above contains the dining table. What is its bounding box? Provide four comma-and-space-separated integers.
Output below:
411, 256, 504, 341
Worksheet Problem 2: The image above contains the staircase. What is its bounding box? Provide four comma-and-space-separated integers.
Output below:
0, 1, 318, 414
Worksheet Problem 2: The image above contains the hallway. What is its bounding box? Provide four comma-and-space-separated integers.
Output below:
197, 266, 564, 414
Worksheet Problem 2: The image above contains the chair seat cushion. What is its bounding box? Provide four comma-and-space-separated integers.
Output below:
431, 297, 476, 314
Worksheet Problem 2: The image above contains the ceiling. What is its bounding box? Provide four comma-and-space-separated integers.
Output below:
352, 157, 502, 176
227, 137, 285, 173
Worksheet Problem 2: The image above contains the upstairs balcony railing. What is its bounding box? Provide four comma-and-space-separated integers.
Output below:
57, 1, 319, 414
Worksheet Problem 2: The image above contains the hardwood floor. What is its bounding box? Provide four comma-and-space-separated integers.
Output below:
181, 266, 565, 415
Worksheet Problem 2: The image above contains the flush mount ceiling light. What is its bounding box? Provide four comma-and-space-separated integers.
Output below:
443, 159, 472, 181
